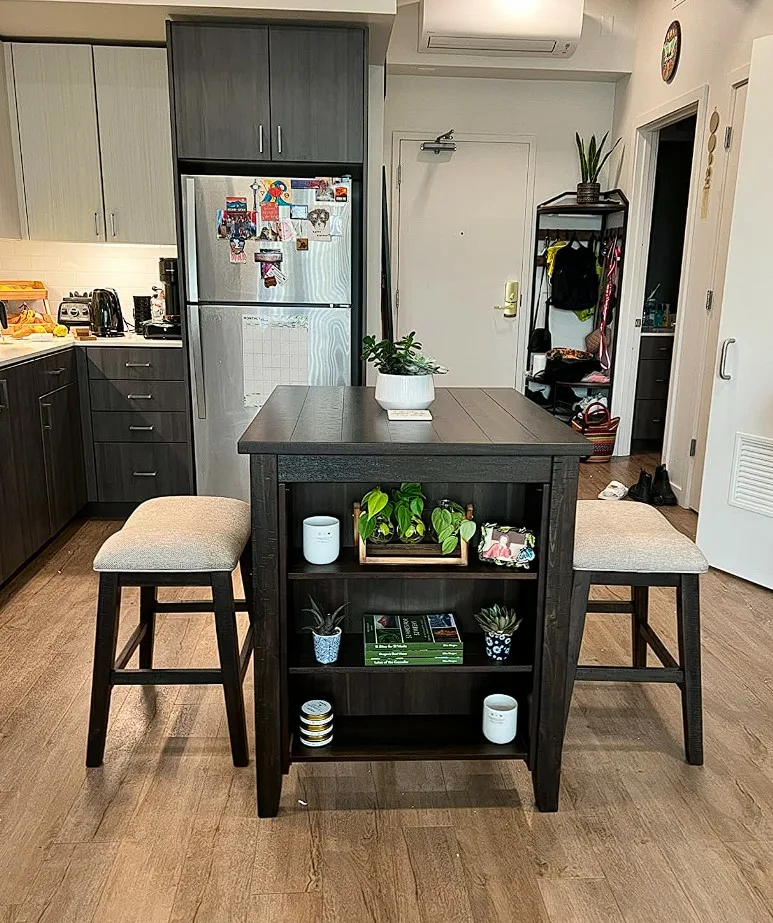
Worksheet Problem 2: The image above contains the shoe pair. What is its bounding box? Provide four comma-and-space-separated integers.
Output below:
628, 465, 677, 506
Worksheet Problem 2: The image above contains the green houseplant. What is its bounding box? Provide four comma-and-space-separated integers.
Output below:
474, 604, 523, 663
357, 487, 394, 544
302, 596, 348, 664
431, 499, 477, 555
392, 482, 426, 544
362, 332, 447, 411
575, 132, 621, 205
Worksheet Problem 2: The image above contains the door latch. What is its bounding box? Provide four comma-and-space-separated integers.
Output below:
495, 281, 519, 318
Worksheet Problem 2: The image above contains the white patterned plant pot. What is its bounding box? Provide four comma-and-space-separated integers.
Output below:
312, 627, 342, 664
484, 631, 513, 663
374, 372, 435, 410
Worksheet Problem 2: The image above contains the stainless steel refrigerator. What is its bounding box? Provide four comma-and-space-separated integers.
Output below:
183, 174, 354, 500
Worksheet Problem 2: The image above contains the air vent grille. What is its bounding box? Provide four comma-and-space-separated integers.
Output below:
729, 432, 773, 519
427, 35, 557, 53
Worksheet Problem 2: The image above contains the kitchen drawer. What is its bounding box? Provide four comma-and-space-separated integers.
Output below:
34, 347, 77, 394
87, 347, 184, 381
91, 411, 190, 443
640, 336, 674, 361
95, 442, 192, 502
89, 379, 188, 412
635, 358, 672, 401
633, 399, 668, 441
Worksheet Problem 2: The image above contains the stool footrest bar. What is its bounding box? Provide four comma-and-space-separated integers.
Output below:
114, 623, 148, 670
110, 667, 222, 685
576, 666, 684, 683
639, 624, 679, 669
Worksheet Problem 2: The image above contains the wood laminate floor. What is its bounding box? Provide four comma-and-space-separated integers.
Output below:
2, 455, 773, 922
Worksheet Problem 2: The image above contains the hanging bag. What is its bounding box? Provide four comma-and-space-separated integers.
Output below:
550, 235, 600, 311
528, 262, 552, 354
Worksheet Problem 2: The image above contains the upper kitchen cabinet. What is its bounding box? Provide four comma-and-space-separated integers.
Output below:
170, 23, 271, 162
93, 46, 176, 245
11, 43, 105, 241
268, 27, 365, 164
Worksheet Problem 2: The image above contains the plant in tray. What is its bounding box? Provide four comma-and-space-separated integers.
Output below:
302, 595, 348, 664
357, 487, 395, 544
474, 604, 523, 663
392, 482, 426, 544
431, 499, 477, 556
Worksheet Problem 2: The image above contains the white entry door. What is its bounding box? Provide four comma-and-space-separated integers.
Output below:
697, 35, 773, 588
395, 137, 532, 387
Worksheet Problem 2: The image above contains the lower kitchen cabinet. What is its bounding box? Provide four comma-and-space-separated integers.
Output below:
40, 383, 87, 534
94, 443, 192, 502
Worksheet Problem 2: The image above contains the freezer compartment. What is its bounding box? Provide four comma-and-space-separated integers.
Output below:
189, 303, 351, 500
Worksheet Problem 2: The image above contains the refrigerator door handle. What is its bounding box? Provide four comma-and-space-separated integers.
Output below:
183, 176, 199, 302
189, 303, 207, 419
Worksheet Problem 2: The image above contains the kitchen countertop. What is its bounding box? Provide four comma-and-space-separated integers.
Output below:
0, 333, 183, 370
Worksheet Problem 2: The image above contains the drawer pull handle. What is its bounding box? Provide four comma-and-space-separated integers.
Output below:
46, 368, 66, 375
125, 362, 151, 368
127, 394, 153, 400
129, 425, 154, 432
655, 378, 666, 383
133, 471, 157, 478
651, 418, 662, 424
658, 347, 669, 352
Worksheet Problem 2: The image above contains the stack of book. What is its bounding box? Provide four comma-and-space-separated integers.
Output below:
363, 613, 464, 666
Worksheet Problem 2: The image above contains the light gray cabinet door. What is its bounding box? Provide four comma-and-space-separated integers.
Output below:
94, 46, 176, 245
12, 43, 104, 241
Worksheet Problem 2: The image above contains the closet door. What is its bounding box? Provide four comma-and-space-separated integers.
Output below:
12, 43, 104, 241
94, 46, 176, 245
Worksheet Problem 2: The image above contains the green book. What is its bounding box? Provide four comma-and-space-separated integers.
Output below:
363, 614, 463, 651
365, 656, 463, 666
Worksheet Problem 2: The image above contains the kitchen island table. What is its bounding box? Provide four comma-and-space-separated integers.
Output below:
238, 386, 589, 817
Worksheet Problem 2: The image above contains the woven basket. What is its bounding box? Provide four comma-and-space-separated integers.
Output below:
571, 401, 619, 463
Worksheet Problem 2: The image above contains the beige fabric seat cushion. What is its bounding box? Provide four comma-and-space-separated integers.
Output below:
574, 500, 708, 574
93, 496, 251, 573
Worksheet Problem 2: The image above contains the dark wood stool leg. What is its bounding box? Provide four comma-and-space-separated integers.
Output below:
677, 573, 704, 765
139, 586, 157, 669
212, 571, 249, 767
632, 586, 649, 668
564, 570, 592, 733
239, 538, 254, 627
86, 573, 122, 767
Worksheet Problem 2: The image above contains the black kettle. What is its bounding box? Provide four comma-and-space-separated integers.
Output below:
90, 289, 124, 337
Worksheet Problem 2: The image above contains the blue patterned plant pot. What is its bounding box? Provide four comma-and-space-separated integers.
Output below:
312, 628, 342, 664
484, 631, 513, 663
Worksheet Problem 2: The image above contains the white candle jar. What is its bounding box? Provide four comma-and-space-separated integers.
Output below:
302, 516, 340, 565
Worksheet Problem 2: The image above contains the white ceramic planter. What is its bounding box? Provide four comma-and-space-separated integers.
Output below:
302, 515, 340, 565
374, 372, 435, 410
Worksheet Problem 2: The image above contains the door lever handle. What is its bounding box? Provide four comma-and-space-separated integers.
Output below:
494, 281, 519, 318
719, 337, 736, 380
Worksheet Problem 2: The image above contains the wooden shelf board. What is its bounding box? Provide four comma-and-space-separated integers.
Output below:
290, 714, 529, 762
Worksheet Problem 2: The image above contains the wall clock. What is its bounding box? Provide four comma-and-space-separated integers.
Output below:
662, 20, 682, 84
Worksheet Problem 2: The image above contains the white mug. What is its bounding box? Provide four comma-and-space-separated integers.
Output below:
303, 516, 340, 565
482, 694, 518, 745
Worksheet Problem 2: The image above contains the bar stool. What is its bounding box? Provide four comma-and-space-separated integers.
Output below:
86, 496, 254, 768
565, 500, 708, 764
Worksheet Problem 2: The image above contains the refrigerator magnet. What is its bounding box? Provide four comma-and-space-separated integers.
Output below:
218, 210, 257, 240
315, 179, 335, 202
291, 178, 325, 190
260, 202, 280, 222
277, 219, 295, 242
258, 225, 279, 241
296, 237, 309, 251
307, 208, 332, 242
229, 238, 247, 264
259, 178, 292, 206
225, 196, 248, 213
334, 184, 349, 203
271, 267, 288, 284
290, 204, 308, 220
329, 214, 343, 237
254, 249, 283, 264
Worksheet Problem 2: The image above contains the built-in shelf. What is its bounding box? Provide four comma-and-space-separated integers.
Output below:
526, 374, 612, 389
290, 714, 529, 762
289, 632, 534, 675
288, 548, 538, 581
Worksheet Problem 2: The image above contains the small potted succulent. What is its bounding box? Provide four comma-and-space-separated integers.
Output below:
392, 482, 426, 544
474, 604, 523, 663
431, 499, 477, 555
575, 132, 621, 205
362, 331, 447, 410
302, 595, 348, 664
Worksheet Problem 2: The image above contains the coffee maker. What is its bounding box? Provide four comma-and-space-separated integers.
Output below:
142, 258, 182, 340
90, 289, 124, 337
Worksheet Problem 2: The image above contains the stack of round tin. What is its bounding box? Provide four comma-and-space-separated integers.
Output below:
299, 699, 334, 747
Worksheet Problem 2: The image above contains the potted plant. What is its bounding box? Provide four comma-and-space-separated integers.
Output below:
431, 499, 477, 555
302, 595, 348, 664
474, 604, 523, 663
392, 482, 426, 544
357, 487, 394, 544
362, 332, 447, 410
575, 132, 621, 205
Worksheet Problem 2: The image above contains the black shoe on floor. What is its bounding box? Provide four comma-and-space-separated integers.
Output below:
652, 464, 678, 506
627, 469, 653, 504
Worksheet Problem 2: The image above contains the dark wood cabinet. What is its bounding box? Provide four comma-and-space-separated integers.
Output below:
268, 27, 365, 163
86, 347, 184, 382
170, 23, 271, 161
40, 383, 87, 535
632, 334, 675, 451
94, 443, 192, 502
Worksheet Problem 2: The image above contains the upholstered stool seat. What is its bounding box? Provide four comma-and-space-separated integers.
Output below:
566, 499, 706, 766
93, 496, 251, 573
87, 496, 254, 770
574, 501, 708, 574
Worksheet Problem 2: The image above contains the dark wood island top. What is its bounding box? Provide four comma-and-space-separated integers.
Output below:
238, 386, 589, 817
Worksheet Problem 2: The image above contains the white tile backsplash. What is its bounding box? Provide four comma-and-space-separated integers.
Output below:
0, 238, 177, 324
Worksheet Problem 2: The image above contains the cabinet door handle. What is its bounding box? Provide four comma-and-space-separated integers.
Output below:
655, 378, 666, 383
125, 362, 151, 368
259, 124, 264, 155
129, 425, 154, 432
277, 124, 282, 154
94, 211, 100, 237
110, 212, 117, 238
132, 471, 157, 478
41, 402, 53, 430
658, 346, 669, 352
46, 367, 67, 376
127, 393, 153, 400
651, 418, 662, 424
0, 379, 9, 412
719, 337, 736, 380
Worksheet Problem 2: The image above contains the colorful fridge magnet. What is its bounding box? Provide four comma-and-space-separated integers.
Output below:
271, 267, 288, 284
217, 210, 257, 240
260, 202, 280, 222
254, 249, 283, 265
258, 225, 279, 241
277, 219, 295, 241
229, 237, 247, 264
259, 179, 292, 206
296, 237, 309, 251
307, 208, 332, 242
334, 183, 349, 203
225, 196, 248, 213
315, 179, 335, 202
290, 204, 309, 220
291, 178, 325, 190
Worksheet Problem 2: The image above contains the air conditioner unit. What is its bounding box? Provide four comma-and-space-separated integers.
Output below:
420, 0, 584, 58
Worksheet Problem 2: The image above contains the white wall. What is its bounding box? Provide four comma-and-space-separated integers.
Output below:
0, 47, 20, 240
610, 0, 773, 504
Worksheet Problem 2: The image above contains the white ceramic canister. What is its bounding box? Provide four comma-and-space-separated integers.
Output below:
303, 516, 340, 565
482, 694, 518, 745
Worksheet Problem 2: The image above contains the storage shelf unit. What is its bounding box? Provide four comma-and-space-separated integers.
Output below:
525, 189, 629, 423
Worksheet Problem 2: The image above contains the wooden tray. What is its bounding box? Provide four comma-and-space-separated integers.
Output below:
353, 502, 473, 566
